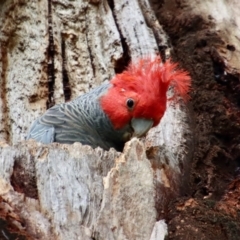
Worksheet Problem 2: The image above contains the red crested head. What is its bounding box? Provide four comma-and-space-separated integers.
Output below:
100, 56, 191, 130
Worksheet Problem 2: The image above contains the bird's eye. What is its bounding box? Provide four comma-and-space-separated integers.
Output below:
126, 98, 135, 110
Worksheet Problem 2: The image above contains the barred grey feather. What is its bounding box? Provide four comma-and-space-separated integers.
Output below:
27, 83, 133, 151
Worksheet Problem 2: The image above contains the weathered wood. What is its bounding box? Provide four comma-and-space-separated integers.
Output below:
145, 101, 193, 212
0, 1, 49, 144
93, 139, 156, 240
51, 0, 123, 101
0, 139, 158, 239
113, 0, 158, 58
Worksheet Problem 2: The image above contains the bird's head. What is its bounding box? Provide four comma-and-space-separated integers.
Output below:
100, 56, 191, 138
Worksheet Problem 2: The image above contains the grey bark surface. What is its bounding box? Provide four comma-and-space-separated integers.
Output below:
0, 139, 157, 239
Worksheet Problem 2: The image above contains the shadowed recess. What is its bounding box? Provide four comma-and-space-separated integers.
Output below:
47, 0, 55, 108
107, 0, 131, 73
61, 35, 71, 102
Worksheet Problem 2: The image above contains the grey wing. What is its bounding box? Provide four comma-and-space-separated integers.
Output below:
26, 102, 101, 146
26, 105, 65, 144
26, 83, 114, 148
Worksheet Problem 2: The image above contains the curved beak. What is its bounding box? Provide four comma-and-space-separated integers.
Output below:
131, 118, 154, 137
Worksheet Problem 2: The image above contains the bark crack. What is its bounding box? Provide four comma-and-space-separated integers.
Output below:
107, 0, 131, 73
85, 13, 96, 78
10, 156, 38, 200
47, 0, 55, 108
0, 46, 10, 143
139, 0, 170, 62
61, 36, 71, 102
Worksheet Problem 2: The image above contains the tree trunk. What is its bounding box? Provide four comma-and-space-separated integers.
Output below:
0, 0, 240, 239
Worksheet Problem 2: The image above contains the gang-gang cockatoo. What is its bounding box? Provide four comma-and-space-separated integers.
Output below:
27, 56, 191, 151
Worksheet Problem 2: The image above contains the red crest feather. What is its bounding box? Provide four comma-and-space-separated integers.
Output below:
100, 56, 191, 129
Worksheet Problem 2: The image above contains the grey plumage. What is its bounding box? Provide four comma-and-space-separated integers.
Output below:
27, 83, 133, 151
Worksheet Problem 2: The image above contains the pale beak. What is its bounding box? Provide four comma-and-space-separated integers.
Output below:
131, 118, 154, 137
